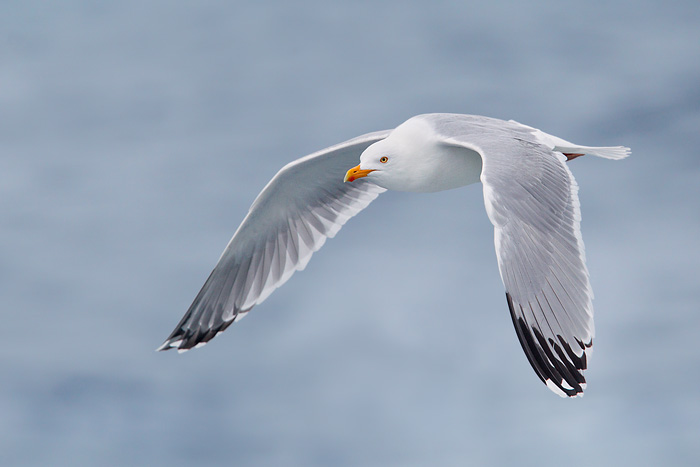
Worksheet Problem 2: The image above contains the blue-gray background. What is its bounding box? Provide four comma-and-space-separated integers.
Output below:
2, 1, 699, 466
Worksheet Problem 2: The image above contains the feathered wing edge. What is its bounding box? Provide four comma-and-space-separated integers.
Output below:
428, 114, 603, 397
506, 292, 592, 397
156, 267, 240, 352
158, 131, 390, 352
488, 158, 594, 398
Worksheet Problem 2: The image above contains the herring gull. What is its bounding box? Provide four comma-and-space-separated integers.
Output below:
158, 113, 630, 397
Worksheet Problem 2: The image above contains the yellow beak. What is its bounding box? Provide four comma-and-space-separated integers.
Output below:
344, 165, 375, 183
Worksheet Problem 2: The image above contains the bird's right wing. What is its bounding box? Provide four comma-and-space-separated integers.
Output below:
478, 143, 594, 397
158, 130, 391, 352
431, 114, 596, 397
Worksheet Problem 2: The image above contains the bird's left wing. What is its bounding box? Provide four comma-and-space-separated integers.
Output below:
158, 130, 390, 352
432, 115, 594, 397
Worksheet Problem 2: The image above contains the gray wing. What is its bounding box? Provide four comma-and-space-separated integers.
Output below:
158, 130, 390, 352
433, 115, 594, 397
484, 148, 593, 398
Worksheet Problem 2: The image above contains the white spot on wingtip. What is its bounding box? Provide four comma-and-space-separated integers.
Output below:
156, 339, 181, 352
560, 379, 575, 391
545, 379, 585, 398
546, 379, 568, 398
545, 379, 566, 397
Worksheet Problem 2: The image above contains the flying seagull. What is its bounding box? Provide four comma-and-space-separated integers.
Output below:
158, 113, 629, 397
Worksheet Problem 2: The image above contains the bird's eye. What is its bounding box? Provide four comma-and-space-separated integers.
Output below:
380, 156, 389, 163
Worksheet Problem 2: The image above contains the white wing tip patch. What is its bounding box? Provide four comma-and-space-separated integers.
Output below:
156, 339, 183, 352
546, 379, 583, 398
546, 379, 587, 398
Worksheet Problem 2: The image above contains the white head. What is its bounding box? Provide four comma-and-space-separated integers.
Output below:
344, 116, 480, 193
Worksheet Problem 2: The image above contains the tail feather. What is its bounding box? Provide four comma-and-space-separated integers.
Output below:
554, 145, 631, 160
522, 125, 631, 161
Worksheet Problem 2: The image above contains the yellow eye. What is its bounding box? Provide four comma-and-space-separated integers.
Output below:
380, 156, 389, 163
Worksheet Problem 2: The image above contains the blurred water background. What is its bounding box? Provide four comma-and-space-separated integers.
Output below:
2, 1, 699, 465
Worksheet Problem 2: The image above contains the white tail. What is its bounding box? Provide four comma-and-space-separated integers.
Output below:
514, 122, 632, 161
554, 144, 631, 160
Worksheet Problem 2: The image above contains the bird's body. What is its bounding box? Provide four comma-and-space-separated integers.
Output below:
158, 113, 629, 398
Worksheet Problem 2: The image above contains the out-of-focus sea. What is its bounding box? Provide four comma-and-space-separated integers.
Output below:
2, 2, 699, 465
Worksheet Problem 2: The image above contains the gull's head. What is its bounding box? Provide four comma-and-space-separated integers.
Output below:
343, 138, 401, 188
344, 116, 465, 193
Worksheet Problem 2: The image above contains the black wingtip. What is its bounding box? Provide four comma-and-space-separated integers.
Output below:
506, 292, 587, 398
157, 311, 237, 352
507, 292, 547, 384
